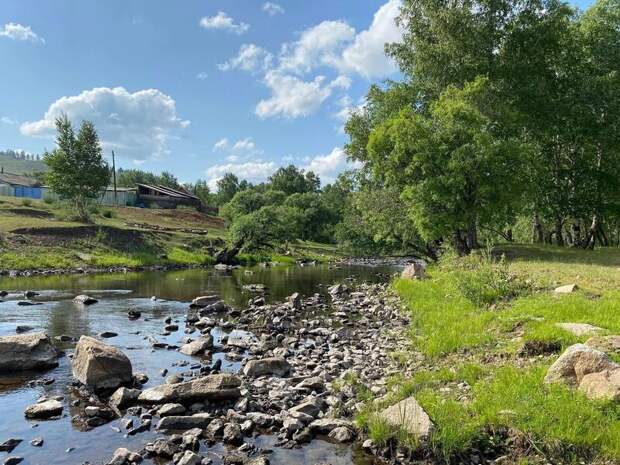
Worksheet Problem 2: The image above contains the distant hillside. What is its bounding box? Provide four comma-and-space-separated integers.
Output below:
0, 150, 47, 175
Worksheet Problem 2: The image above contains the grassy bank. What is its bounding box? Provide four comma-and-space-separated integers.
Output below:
359, 245, 620, 464
0, 196, 342, 271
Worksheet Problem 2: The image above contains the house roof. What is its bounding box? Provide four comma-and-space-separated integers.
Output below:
0, 172, 42, 187
136, 183, 200, 201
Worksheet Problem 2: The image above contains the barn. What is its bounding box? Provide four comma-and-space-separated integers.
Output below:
136, 183, 205, 211
0, 172, 43, 199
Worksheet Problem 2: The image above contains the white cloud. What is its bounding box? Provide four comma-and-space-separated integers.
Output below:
213, 138, 229, 151
303, 147, 362, 183
0, 23, 44, 43
1, 116, 17, 125
20, 87, 189, 160
262, 2, 284, 16
199, 12, 249, 35
339, 0, 402, 78
279, 20, 355, 74
218, 44, 273, 73
232, 138, 256, 152
196, 71, 208, 80
256, 71, 350, 119
205, 159, 277, 190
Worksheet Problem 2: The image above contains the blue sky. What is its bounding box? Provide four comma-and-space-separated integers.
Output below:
0, 0, 594, 187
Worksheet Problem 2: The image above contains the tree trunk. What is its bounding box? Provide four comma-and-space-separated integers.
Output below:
532, 213, 544, 243
453, 229, 470, 256
466, 220, 479, 251
571, 222, 582, 247
554, 217, 564, 246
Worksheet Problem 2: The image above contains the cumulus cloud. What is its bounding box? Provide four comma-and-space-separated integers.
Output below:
20, 87, 189, 160
262, 2, 284, 16
256, 71, 351, 119
1, 116, 17, 125
303, 147, 362, 183
279, 21, 355, 74
199, 12, 249, 35
338, 0, 402, 78
0, 22, 45, 43
205, 159, 277, 190
218, 44, 273, 73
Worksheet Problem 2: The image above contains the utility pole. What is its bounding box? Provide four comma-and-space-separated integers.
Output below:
112, 150, 117, 206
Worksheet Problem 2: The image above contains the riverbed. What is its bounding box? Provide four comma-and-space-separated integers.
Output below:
0, 264, 397, 465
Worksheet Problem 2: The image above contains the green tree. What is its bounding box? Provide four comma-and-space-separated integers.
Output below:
268, 165, 320, 196
216, 173, 250, 206
43, 115, 110, 221
229, 205, 297, 252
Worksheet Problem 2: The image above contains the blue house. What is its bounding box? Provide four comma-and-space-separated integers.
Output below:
0, 172, 43, 199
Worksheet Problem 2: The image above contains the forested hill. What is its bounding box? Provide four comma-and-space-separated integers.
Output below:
0, 150, 47, 174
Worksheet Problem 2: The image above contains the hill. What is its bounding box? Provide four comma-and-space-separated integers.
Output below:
0, 150, 47, 175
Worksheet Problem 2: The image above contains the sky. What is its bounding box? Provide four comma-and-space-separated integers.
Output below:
0, 0, 594, 188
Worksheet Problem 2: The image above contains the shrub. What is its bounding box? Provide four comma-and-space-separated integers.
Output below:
21, 198, 32, 207
101, 209, 115, 218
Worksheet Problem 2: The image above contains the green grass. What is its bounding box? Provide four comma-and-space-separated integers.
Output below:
0, 250, 76, 270
385, 244, 620, 463
166, 247, 215, 265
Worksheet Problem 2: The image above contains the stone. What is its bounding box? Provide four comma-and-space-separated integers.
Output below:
109, 387, 141, 409
245, 457, 269, 465
145, 438, 179, 458
0, 439, 22, 453
554, 284, 578, 294
555, 323, 604, 337
139, 374, 241, 404
191, 296, 221, 308
222, 423, 243, 445
585, 335, 620, 354
15, 326, 33, 334
107, 447, 143, 465
328, 426, 355, 443
180, 336, 213, 356
4, 457, 23, 465
401, 262, 426, 280
29, 438, 43, 447
157, 414, 212, 431
289, 397, 326, 418
24, 399, 63, 419
72, 336, 133, 390
309, 418, 353, 434
578, 368, 620, 401
158, 403, 186, 417
73, 295, 98, 305
295, 376, 325, 392
99, 331, 118, 338
0, 333, 58, 372
328, 284, 346, 296
544, 344, 619, 387
288, 293, 302, 310
176, 451, 203, 465
243, 357, 291, 377
379, 397, 433, 440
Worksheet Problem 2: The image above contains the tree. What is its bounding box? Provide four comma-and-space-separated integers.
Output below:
229, 205, 297, 252
366, 78, 528, 254
268, 165, 320, 196
43, 115, 110, 221
116, 168, 180, 189
216, 173, 250, 206
185, 179, 214, 206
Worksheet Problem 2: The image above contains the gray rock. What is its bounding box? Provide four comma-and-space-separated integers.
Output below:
139, 374, 241, 404
223, 423, 243, 445
554, 284, 578, 294
157, 403, 186, 417
328, 426, 355, 442
379, 397, 433, 440
309, 418, 353, 433
176, 451, 203, 465
109, 387, 141, 409
72, 336, 133, 390
29, 438, 43, 447
578, 368, 620, 401
24, 399, 63, 419
4, 457, 23, 465
0, 439, 21, 453
289, 397, 326, 418
0, 333, 58, 372
243, 357, 291, 377
556, 322, 604, 337
191, 296, 221, 308
107, 447, 143, 465
73, 295, 98, 305
157, 414, 211, 431
401, 262, 426, 280
585, 335, 620, 354
180, 336, 213, 356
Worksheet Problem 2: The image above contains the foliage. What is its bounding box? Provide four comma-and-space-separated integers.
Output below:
116, 168, 180, 189
215, 173, 251, 206
43, 115, 111, 221
229, 205, 297, 252
268, 164, 320, 196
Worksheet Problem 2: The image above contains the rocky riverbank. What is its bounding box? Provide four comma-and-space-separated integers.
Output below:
0, 277, 421, 465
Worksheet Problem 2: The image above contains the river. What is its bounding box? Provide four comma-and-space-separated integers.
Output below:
0, 264, 396, 465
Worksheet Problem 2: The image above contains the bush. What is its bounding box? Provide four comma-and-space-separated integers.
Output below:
43, 196, 55, 205
101, 209, 116, 218
21, 198, 32, 207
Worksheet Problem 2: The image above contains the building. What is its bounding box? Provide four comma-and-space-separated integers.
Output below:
136, 183, 205, 211
0, 172, 43, 199
40, 186, 137, 207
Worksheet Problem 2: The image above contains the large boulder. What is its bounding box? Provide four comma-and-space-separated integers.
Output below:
138, 373, 241, 404
243, 357, 291, 377
73, 295, 98, 305
578, 369, 620, 401
72, 336, 133, 390
544, 344, 619, 387
401, 262, 426, 280
179, 336, 213, 356
379, 397, 433, 440
190, 295, 220, 308
0, 333, 58, 372
24, 399, 63, 419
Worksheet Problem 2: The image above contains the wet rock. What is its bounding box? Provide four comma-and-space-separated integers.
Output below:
243, 357, 291, 377
74, 295, 98, 305
99, 331, 118, 338
128, 310, 141, 320
294, 376, 325, 392
175, 451, 203, 465
72, 336, 133, 390
544, 343, 619, 387
157, 414, 212, 431
206, 418, 225, 438
17, 301, 41, 306
0, 332, 58, 372
245, 458, 269, 465
309, 418, 353, 434
24, 399, 63, 419
109, 387, 141, 409
379, 397, 433, 440
191, 295, 221, 308
4, 457, 23, 465
0, 439, 21, 453
15, 326, 33, 334
107, 447, 143, 465
556, 322, 604, 337
578, 368, 620, 401
328, 426, 355, 443
29, 437, 43, 447
328, 284, 346, 296
554, 284, 578, 294
24, 291, 38, 299
145, 438, 179, 458
223, 423, 243, 445
288, 293, 301, 310
180, 336, 213, 356
139, 374, 241, 404
157, 403, 186, 417
289, 397, 326, 418
401, 262, 426, 280
166, 374, 184, 384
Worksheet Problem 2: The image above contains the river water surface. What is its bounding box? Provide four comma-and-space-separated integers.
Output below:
0, 264, 395, 465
